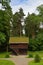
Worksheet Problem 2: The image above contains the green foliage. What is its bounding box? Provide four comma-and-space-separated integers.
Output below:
34, 54, 41, 63
0, 52, 11, 58
12, 8, 25, 36
29, 33, 43, 51
37, 4, 43, 17
25, 4, 43, 44
37, 33, 43, 50
28, 51, 43, 58
29, 38, 37, 51
0, 1, 12, 51
25, 13, 40, 37
5, 53, 10, 58
28, 53, 33, 58
0, 32, 6, 44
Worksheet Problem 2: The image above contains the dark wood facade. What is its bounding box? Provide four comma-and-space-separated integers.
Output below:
9, 37, 28, 55
9, 43, 28, 55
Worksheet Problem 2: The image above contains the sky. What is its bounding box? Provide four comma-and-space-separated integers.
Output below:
10, 0, 43, 16
0, 0, 43, 16
0, 0, 39, 16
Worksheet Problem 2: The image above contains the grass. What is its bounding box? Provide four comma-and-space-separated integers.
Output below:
0, 60, 15, 65
29, 60, 43, 65
0, 52, 10, 58
27, 51, 43, 58
9, 37, 29, 43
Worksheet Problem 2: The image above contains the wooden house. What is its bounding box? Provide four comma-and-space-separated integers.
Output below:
9, 37, 29, 55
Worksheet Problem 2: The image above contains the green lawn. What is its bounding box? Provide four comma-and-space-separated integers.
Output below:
0, 52, 10, 58
27, 51, 43, 58
29, 60, 43, 65
0, 60, 15, 65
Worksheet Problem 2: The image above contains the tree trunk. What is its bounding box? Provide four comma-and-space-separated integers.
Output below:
32, 32, 35, 39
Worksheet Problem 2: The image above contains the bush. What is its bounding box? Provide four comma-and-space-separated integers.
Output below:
29, 33, 43, 51
34, 54, 41, 63
29, 38, 38, 51
5, 53, 10, 58
28, 53, 33, 58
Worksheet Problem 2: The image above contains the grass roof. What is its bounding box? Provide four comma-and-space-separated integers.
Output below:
9, 37, 29, 44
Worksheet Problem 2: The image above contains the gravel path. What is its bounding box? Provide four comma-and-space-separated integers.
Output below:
0, 55, 34, 65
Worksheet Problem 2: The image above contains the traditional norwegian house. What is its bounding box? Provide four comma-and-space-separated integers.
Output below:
9, 37, 29, 55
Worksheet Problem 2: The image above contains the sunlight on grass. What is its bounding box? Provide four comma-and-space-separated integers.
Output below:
0, 60, 15, 65
27, 51, 43, 58
0, 52, 10, 58
29, 60, 43, 65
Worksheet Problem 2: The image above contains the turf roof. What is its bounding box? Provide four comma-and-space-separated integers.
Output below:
9, 37, 29, 44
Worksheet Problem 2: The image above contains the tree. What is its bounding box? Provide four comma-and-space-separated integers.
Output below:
0, 32, 6, 45
25, 13, 41, 38
12, 8, 25, 36
18, 8, 25, 36
29, 33, 43, 51
26, 5, 43, 51
37, 4, 43, 17
37, 4, 43, 28
0, 0, 12, 51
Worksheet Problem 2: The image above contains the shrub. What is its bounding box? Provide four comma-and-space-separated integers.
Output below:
28, 53, 33, 58
34, 54, 41, 63
29, 38, 38, 51
5, 53, 10, 58
29, 33, 43, 51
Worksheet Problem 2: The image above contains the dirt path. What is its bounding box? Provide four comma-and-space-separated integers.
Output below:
0, 55, 34, 65
10, 55, 33, 65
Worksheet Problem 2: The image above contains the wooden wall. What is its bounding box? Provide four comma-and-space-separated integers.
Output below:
9, 43, 28, 55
